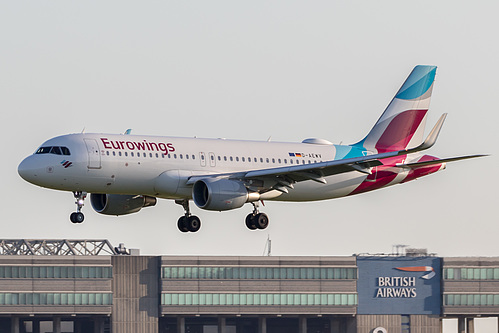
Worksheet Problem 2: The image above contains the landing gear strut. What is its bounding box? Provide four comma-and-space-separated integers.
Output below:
245, 202, 269, 230
175, 199, 201, 232
70, 191, 86, 224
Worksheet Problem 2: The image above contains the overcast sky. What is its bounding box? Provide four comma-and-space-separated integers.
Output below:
1, 1, 496, 258
1, 2, 498, 331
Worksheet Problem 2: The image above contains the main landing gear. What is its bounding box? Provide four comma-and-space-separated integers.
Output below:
245, 202, 269, 230
175, 200, 201, 233
175, 200, 269, 233
70, 191, 86, 224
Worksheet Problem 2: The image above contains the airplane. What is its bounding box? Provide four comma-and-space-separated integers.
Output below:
18, 65, 485, 232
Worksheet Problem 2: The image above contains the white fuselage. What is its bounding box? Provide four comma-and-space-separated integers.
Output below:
19, 133, 385, 202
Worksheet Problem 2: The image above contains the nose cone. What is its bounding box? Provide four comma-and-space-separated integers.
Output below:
18, 155, 41, 185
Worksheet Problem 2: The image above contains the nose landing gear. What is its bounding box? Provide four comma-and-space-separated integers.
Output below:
245, 202, 269, 230
175, 199, 201, 232
70, 191, 86, 224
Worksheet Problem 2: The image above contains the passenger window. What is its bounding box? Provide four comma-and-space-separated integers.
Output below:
180, 154, 183, 159
290, 159, 293, 164
230, 156, 233, 162
124, 152, 128, 157
131, 152, 134, 157
218, 156, 221, 161
106, 151, 110, 156
224, 156, 227, 161
278, 159, 281, 163
236, 157, 239, 162
113, 152, 116, 156
174, 154, 177, 159
242, 157, 245, 162
156, 153, 159, 158
143, 153, 147, 157
266, 158, 269, 163
119, 152, 122, 157
284, 159, 287, 164
192, 155, 195, 160
272, 158, 275, 163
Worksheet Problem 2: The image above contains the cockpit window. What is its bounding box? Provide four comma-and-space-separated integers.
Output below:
60, 147, 70, 155
36, 146, 71, 156
36, 147, 51, 154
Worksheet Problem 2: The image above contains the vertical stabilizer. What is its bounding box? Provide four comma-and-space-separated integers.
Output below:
355, 65, 437, 153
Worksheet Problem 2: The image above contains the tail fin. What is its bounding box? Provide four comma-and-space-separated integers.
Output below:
355, 65, 437, 153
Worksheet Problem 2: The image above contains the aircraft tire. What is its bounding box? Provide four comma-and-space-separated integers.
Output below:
255, 213, 269, 229
70, 212, 84, 224
245, 214, 258, 230
177, 216, 189, 233
187, 216, 201, 232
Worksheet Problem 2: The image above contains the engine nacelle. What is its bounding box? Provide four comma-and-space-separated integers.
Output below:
90, 194, 157, 216
192, 178, 250, 211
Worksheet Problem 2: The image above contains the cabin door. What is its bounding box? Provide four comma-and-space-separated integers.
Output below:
84, 139, 101, 169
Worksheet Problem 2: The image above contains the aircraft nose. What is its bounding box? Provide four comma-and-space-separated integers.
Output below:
18, 156, 41, 184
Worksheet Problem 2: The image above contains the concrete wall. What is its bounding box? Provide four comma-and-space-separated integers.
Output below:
161, 256, 357, 316
0, 256, 112, 315
443, 257, 499, 316
112, 255, 159, 333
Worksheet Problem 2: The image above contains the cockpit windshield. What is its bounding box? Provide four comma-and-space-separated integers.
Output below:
36, 146, 71, 156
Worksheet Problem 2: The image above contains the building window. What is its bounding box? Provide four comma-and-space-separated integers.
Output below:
161, 293, 357, 306
162, 266, 356, 280
444, 267, 499, 280
0, 266, 112, 279
0, 293, 112, 305
444, 294, 499, 306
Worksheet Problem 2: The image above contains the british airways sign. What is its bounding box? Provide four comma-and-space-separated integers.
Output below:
357, 257, 442, 315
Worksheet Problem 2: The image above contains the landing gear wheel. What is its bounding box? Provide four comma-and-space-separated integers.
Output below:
245, 214, 257, 230
245, 202, 270, 230
70, 212, 84, 224
71, 191, 87, 224
177, 216, 189, 233
255, 213, 269, 229
187, 216, 201, 232
175, 200, 202, 233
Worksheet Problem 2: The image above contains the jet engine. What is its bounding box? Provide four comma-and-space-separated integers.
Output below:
192, 178, 253, 211
90, 194, 157, 216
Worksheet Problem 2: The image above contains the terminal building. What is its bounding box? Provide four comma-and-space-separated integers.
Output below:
0, 239, 497, 333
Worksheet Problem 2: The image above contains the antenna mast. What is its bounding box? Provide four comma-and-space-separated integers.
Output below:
262, 235, 272, 256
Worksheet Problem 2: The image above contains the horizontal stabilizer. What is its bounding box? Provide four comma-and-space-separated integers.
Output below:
399, 154, 488, 169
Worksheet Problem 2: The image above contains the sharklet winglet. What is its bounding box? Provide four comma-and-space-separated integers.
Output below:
403, 113, 447, 155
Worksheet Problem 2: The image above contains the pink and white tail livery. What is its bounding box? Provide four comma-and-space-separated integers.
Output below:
356, 65, 437, 153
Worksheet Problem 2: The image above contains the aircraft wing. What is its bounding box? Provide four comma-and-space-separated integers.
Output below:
187, 113, 452, 188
